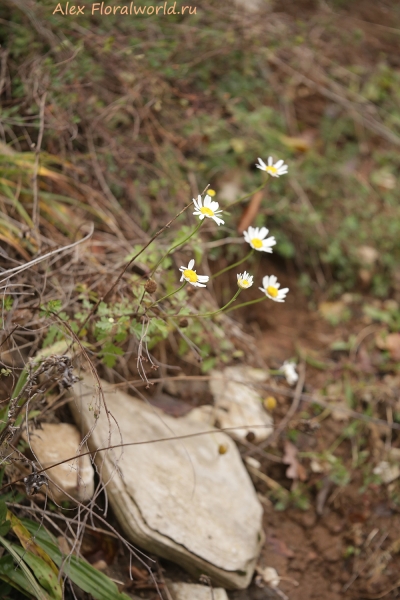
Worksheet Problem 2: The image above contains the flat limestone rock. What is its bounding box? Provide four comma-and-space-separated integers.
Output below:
70, 373, 263, 589
209, 366, 273, 443
169, 582, 228, 600
22, 423, 94, 503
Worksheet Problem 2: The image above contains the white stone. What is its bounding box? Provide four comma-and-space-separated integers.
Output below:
209, 366, 273, 443
22, 423, 94, 503
169, 582, 228, 600
258, 566, 280, 588
69, 373, 263, 589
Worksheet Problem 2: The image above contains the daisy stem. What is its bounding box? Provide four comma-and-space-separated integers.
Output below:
223, 295, 268, 314
147, 282, 186, 309
228, 179, 268, 208
150, 220, 203, 277
136, 220, 203, 315
168, 289, 242, 319
212, 249, 254, 279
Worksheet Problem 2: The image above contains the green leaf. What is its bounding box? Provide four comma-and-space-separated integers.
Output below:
0, 536, 51, 600
0, 522, 10, 536
100, 343, 124, 368
22, 520, 131, 600
150, 318, 169, 337
0, 502, 10, 536
0, 499, 7, 523
7, 543, 62, 600
0, 554, 34, 598
11, 366, 29, 400
8, 511, 59, 576
97, 301, 109, 316
363, 304, 392, 324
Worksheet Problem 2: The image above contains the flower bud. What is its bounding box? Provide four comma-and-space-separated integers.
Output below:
144, 279, 157, 294
264, 396, 277, 411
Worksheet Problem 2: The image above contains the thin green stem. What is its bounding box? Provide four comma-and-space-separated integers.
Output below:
223, 294, 268, 314
212, 248, 254, 279
147, 282, 186, 309
150, 220, 203, 277
136, 220, 203, 314
227, 179, 268, 209
167, 289, 242, 319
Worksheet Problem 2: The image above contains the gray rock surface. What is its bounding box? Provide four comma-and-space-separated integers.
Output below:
69, 373, 264, 589
22, 422, 95, 503
169, 582, 229, 600
208, 366, 273, 443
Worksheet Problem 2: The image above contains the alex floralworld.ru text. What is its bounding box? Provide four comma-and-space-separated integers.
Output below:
53, 2, 197, 15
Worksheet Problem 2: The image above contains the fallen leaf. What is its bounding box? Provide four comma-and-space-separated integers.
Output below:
376, 331, 400, 361
385, 333, 400, 361
283, 440, 307, 481
237, 189, 264, 234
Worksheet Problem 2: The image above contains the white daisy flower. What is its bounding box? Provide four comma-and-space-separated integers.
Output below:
179, 259, 209, 288
237, 271, 253, 289
193, 194, 224, 226
259, 275, 289, 302
280, 361, 298, 386
243, 226, 276, 252
256, 156, 288, 177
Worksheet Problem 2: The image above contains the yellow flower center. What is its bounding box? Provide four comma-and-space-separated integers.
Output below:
200, 206, 214, 217
239, 279, 249, 288
208, 189, 216, 196
251, 238, 263, 249
183, 269, 198, 283
266, 285, 278, 297
266, 166, 278, 174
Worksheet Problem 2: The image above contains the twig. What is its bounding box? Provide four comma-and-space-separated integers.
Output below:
0, 324, 19, 350
342, 532, 388, 592
86, 130, 143, 240
268, 52, 400, 147
360, 579, 400, 599
246, 463, 289, 496
32, 92, 47, 229
73, 200, 195, 341
0, 223, 94, 286
0, 423, 291, 495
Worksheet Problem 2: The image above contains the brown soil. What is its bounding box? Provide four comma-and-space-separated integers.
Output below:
230, 273, 400, 600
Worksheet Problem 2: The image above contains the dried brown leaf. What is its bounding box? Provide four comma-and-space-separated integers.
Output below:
283, 440, 307, 481
237, 189, 264, 234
